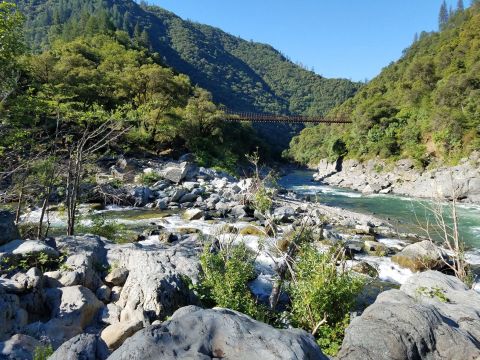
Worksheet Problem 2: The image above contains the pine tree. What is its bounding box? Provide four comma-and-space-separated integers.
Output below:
439, 0, 449, 30
457, 0, 464, 11
413, 32, 419, 43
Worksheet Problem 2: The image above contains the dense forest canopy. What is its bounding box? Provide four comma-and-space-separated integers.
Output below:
12, 0, 360, 152
0, 3, 262, 174
288, 2, 480, 167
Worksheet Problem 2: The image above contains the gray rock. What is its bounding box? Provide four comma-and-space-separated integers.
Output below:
338, 271, 480, 360
273, 206, 295, 222
108, 306, 327, 360
0, 291, 26, 340
0, 212, 20, 246
231, 205, 248, 219
49, 333, 109, 360
32, 285, 104, 346
110, 286, 122, 303
182, 208, 204, 221
179, 193, 198, 204
0, 239, 59, 258
105, 267, 129, 287
155, 199, 168, 210
100, 303, 121, 325
105, 240, 201, 322
161, 162, 190, 183
131, 187, 153, 207
96, 285, 111, 303
392, 240, 447, 271
170, 189, 187, 202
0, 334, 40, 360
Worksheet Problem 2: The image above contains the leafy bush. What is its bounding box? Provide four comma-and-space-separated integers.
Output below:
288, 245, 365, 356
196, 241, 268, 321
138, 171, 161, 186
78, 214, 123, 240
33, 344, 53, 360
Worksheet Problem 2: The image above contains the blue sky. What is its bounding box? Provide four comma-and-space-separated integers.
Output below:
152, 0, 470, 82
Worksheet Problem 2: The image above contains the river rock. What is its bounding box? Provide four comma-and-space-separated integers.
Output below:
49, 333, 109, 360
273, 206, 295, 222
101, 319, 143, 351
392, 240, 447, 271
108, 306, 327, 360
0, 334, 40, 360
106, 239, 200, 322
100, 303, 121, 325
183, 208, 204, 221
0, 239, 59, 258
338, 271, 480, 360
105, 267, 129, 287
0, 211, 20, 246
131, 187, 153, 206
0, 291, 27, 340
179, 192, 198, 204
161, 162, 190, 183
352, 261, 379, 278
30, 285, 104, 346
363, 240, 388, 256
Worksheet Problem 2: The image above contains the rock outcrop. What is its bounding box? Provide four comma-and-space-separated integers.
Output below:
314, 152, 480, 204
108, 306, 328, 360
338, 271, 480, 360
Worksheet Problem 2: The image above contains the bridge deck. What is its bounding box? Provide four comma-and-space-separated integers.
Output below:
222, 111, 351, 124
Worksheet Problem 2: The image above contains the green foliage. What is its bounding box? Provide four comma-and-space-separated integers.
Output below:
77, 214, 122, 240
33, 344, 53, 360
289, 4, 480, 166
288, 245, 365, 356
0, 2, 24, 105
14, 0, 360, 152
196, 241, 267, 320
416, 286, 450, 303
138, 171, 161, 186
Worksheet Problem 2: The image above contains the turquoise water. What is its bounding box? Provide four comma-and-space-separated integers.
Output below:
279, 170, 480, 250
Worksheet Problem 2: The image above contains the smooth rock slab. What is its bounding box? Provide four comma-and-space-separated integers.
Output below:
0, 239, 59, 258
108, 306, 327, 360
338, 271, 480, 360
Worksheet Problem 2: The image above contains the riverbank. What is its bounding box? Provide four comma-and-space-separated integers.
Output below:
313, 151, 480, 204
1, 155, 480, 359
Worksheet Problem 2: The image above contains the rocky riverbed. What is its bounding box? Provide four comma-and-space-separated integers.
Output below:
1, 155, 480, 359
314, 151, 480, 204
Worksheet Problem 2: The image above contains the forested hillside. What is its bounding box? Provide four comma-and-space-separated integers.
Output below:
1, 3, 263, 175
13, 0, 360, 151
288, 3, 480, 167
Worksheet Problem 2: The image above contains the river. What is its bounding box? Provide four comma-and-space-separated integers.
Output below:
279, 169, 480, 251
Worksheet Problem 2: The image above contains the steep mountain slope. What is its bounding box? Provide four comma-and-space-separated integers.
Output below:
14, 0, 360, 151
288, 3, 480, 166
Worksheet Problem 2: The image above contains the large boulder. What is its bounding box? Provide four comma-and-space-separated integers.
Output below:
0, 239, 59, 258
392, 240, 447, 271
0, 334, 40, 360
100, 319, 143, 351
0, 212, 20, 246
0, 290, 28, 341
106, 239, 201, 322
49, 333, 109, 360
26, 285, 104, 347
108, 306, 327, 360
338, 271, 480, 360
161, 162, 191, 183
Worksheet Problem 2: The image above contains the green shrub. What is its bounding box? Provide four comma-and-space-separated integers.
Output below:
196, 241, 268, 321
138, 171, 161, 186
33, 344, 53, 360
78, 214, 123, 240
288, 245, 365, 356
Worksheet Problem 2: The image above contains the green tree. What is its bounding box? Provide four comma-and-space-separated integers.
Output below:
439, 0, 449, 29
0, 2, 24, 105
457, 0, 464, 11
